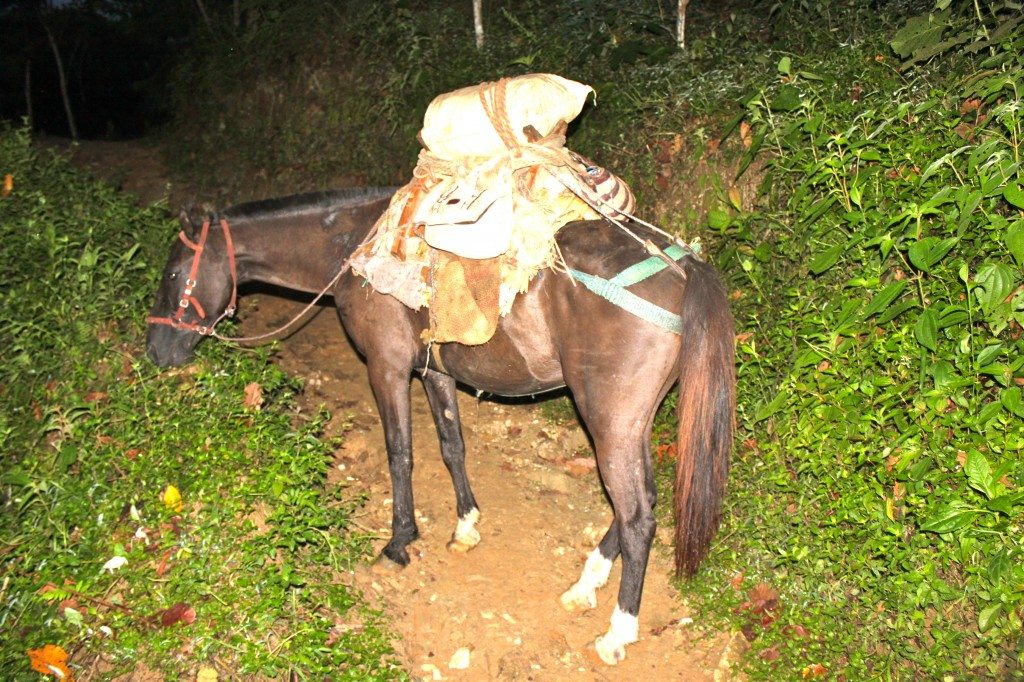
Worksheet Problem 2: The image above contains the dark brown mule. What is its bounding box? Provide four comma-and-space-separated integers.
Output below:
146, 188, 735, 664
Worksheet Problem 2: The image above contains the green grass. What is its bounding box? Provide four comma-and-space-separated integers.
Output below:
0, 128, 403, 680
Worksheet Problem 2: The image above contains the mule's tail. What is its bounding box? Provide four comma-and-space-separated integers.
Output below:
673, 258, 736, 578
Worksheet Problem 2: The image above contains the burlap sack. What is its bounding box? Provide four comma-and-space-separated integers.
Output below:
420, 74, 594, 160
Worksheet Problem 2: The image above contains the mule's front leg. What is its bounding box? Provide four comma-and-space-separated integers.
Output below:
369, 362, 419, 568
422, 369, 481, 553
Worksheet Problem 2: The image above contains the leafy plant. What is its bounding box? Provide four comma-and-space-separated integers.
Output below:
0, 127, 401, 680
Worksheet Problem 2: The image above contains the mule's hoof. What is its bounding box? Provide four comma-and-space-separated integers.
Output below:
446, 536, 478, 553
371, 553, 406, 574
559, 586, 597, 612
594, 634, 627, 665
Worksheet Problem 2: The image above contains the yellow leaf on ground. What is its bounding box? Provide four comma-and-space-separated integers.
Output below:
163, 484, 183, 512
196, 667, 219, 682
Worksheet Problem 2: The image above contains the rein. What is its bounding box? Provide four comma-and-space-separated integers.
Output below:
148, 217, 374, 344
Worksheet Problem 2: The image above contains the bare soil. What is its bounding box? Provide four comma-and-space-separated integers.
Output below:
50, 137, 741, 681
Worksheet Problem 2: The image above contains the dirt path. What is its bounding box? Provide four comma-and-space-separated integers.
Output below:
53, 138, 739, 681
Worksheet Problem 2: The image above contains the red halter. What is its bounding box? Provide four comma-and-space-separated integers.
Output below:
147, 218, 237, 336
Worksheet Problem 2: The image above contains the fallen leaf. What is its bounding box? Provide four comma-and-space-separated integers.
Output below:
196, 667, 218, 682
783, 624, 809, 638
28, 645, 71, 679
101, 556, 128, 574
163, 485, 183, 512
159, 602, 197, 627
758, 645, 780, 661
2, 174, 12, 197
728, 186, 743, 210
243, 382, 263, 409
654, 442, 677, 464
802, 663, 827, 678
960, 98, 982, 115
748, 582, 779, 614
739, 121, 753, 149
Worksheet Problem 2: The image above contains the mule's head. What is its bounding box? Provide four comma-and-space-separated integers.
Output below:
146, 208, 237, 368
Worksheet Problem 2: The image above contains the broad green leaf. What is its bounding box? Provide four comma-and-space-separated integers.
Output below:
890, 10, 950, 59
777, 56, 792, 75
1006, 219, 1024, 266
914, 309, 938, 351
861, 281, 908, 320
707, 209, 732, 230
755, 391, 788, 422
877, 299, 917, 324
978, 603, 1002, 632
809, 243, 845, 274
908, 236, 957, 272
977, 343, 1004, 366
771, 84, 801, 112
938, 305, 968, 328
929, 360, 956, 391
974, 263, 1015, 314
976, 400, 1003, 427
965, 450, 995, 499
1000, 386, 1024, 417
919, 502, 981, 533
1003, 183, 1024, 209
987, 495, 1014, 515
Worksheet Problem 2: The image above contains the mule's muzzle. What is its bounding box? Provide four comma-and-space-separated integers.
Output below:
146, 324, 200, 368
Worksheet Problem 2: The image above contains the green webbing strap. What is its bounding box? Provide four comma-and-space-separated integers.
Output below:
567, 243, 691, 335
608, 243, 689, 287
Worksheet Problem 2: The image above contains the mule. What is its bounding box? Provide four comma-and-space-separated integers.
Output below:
146, 187, 735, 664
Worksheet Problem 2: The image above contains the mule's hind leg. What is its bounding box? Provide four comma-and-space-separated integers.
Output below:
421, 369, 481, 553
592, 433, 657, 664
561, 520, 618, 611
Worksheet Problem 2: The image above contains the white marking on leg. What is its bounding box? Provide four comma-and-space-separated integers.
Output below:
446, 507, 481, 553
594, 605, 639, 665
560, 548, 613, 611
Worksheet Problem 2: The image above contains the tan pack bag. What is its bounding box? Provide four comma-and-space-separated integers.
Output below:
419, 74, 594, 160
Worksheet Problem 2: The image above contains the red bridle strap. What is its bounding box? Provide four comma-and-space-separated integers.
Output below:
147, 218, 237, 336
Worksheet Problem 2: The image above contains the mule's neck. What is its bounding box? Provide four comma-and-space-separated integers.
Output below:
227, 199, 385, 295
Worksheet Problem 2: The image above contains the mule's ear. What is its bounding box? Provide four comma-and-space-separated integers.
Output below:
178, 205, 206, 236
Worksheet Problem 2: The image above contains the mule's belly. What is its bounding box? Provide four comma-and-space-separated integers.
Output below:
438, 300, 564, 397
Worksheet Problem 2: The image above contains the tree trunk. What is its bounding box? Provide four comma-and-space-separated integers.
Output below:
24, 58, 33, 129
473, 0, 484, 49
676, 0, 690, 51
43, 22, 77, 140
195, 0, 213, 31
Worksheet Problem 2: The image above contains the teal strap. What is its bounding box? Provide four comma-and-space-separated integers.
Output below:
567, 269, 683, 334
609, 244, 689, 287
566, 242, 691, 335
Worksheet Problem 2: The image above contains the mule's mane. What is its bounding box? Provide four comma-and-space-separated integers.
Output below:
223, 187, 396, 220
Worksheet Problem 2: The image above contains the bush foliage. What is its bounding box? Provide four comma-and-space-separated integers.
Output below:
0, 129, 399, 679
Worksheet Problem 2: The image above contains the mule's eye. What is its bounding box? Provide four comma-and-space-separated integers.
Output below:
168, 272, 179, 281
